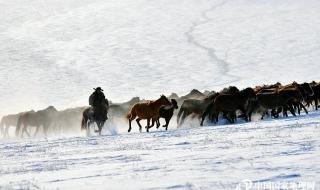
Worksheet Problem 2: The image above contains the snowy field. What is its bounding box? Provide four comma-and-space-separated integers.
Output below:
1, 111, 320, 189
1, 0, 320, 189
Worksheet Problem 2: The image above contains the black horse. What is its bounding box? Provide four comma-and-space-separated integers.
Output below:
81, 103, 108, 136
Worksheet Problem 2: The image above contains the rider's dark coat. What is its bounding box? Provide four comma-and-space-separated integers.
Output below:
89, 90, 108, 107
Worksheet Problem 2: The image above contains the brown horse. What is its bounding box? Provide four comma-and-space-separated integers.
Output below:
127, 95, 171, 133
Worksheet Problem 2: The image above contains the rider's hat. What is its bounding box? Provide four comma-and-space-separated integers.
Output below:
94, 87, 103, 91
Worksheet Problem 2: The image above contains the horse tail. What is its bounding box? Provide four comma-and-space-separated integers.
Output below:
126, 106, 137, 121
15, 116, 22, 137
126, 112, 131, 120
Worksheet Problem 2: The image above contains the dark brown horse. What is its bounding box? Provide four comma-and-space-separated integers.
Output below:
207, 88, 256, 124
81, 102, 108, 136
248, 88, 304, 120
127, 95, 171, 133
308, 82, 320, 110
280, 82, 313, 115
201, 86, 241, 125
152, 99, 178, 131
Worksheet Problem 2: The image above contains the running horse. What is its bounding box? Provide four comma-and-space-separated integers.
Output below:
81, 100, 109, 135
126, 95, 171, 133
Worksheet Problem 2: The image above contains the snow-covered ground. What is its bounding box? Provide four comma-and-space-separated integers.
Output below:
1, 0, 320, 189
1, 111, 320, 190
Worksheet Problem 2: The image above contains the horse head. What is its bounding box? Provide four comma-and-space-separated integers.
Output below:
242, 87, 256, 100
129, 97, 140, 104
46, 106, 58, 112
300, 82, 314, 97
159, 95, 171, 106
171, 99, 179, 109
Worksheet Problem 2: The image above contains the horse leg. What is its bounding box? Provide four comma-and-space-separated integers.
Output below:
295, 102, 301, 115
240, 108, 248, 122
3, 125, 8, 138
87, 120, 94, 136
4, 125, 11, 138
200, 113, 206, 126
232, 111, 237, 123
156, 119, 161, 129
287, 105, 296, 117
201, 104, 212, 126
225, 112, 232, 123
214, 111, 219, 123
177, 108, 184, 125
86, 121, 91, 136
98, 123, 102, 135
164, 117, 171, 131
0, 123, 4, 138
247, 107, 252, 122
128, 113, 136, 133
22, 125, 31, 138
298, 102, 308, 114
33, 126, 41, 137
276, 107, 282, 118
146, 118, 155, 130
97, 122, 103, 135
136, 118, 143, 133
315, 97, 318, 110
179, 112, 188, 126
128, 119, 132, 133
282, 106, 288, 117
146, 119, 151, 133
43, 125, 48, 137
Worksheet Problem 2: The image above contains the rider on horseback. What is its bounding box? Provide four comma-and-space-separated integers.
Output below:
89, 87, 109, 118
82, 87, 109, 135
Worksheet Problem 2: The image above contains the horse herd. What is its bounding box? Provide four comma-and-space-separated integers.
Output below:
1, 81, 319, 138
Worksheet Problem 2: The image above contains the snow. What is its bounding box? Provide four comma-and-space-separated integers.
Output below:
1, 111, 320, 189
1, 0, 320, 189
0, 0, 319, 116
